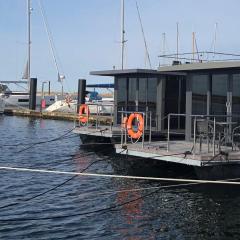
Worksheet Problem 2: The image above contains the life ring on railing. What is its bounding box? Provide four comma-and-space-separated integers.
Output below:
121, 116, 128, 129
79, 104, 90, 124
127, 113, 144, 139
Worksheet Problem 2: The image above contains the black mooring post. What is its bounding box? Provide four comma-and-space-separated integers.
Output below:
29, 78, 37, 110
77, 79, 86, 113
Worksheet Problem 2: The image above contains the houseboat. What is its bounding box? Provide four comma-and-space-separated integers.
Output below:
74, 60, 240, 179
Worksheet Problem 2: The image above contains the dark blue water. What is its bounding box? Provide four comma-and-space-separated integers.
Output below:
0, 116, 240, 239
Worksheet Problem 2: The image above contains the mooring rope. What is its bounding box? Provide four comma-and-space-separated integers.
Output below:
0, 166, 240, 185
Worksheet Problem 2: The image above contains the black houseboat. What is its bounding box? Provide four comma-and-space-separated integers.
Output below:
74, 60, 240, 179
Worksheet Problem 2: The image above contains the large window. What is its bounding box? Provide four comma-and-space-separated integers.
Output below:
232, 74, 240, 115
212, 74, 228, 115
116, 77, 127, 124
192, 75, 208, 115
138, 78, 147, 111
115, 76, 158, 125
128, 78, 137, 111
147, 78, 157, 127
117, 77, 127, 107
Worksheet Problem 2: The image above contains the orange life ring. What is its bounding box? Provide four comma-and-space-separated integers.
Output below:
121, 116, 128, 129
79, 104, 90, 124
127, 113, 144, 139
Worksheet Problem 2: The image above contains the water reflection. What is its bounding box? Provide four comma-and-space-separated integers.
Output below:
0, 116, 240, 239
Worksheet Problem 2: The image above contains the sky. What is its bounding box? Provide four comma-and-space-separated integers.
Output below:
1, 0, 240, 92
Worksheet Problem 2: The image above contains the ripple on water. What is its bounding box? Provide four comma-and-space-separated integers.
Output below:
1, 116, 240, 239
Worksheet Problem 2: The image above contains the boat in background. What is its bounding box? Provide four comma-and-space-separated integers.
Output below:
0, 96, 5, 114
0, 83, 61, 108
45, 91, 114, 115
1, 1, 65, 110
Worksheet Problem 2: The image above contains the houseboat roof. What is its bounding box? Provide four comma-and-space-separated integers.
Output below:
90, 69, 186, 76
158, 61, 240, 72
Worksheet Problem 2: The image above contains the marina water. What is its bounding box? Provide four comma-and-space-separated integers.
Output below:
0, 115, 240, 239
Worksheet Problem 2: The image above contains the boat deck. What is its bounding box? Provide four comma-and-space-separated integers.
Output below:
115, 140, 240, 167
73, 125, 122, 138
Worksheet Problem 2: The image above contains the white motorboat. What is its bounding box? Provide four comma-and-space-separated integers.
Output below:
0, 83, 59, 108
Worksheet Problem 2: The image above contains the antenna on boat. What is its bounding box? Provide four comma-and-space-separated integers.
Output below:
161, 32, 166, 66
192, 32, 195, 62
213, 22, 218, 59
121, 0, 126, 69
176, 22, 179, 61
135, 1, 152, 69
194, 33, 201, 62
38, 0, 65, 97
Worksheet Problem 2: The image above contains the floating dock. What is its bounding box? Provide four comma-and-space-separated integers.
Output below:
4, 108, 113, 124
115, 141, 240, 167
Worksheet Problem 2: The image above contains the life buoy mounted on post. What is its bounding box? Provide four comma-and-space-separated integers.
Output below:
127, 113, 144, 139
79, 104, 90, 124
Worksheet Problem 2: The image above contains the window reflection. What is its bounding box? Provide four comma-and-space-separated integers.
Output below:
232, 74, 240, 117
116, 77, 127, 123
128, 78, 137, 112
212, 74, 228, 115
138, 78, 147, 111
192, 75, 208, 115
116, 76, 158, 126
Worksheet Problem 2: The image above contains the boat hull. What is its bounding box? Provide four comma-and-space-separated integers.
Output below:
194, 164, 240, 180
4, 94, 58, 107
0, 97, 5, 114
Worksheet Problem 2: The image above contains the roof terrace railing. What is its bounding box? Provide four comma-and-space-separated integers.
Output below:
158, 51, 240, 67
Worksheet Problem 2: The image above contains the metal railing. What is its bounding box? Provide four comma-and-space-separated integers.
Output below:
74, 102, 114, 130
167, 113, 240, 155
120, 111, 240, 155
119, 110, 153, 148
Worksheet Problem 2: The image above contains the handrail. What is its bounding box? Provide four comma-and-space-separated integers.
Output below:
75, 102, 114, 130
119, 110, 153, 148
167, 113, 240, 154
168, 113, 240, 118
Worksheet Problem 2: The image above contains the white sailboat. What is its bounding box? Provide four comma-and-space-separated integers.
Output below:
2, 0, 63, 109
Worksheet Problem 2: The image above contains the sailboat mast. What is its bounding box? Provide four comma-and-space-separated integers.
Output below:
121, 0, 125, 69
27, 0, 31, 91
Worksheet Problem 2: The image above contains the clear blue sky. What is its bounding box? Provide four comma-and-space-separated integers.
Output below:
0, 0, 240, 92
